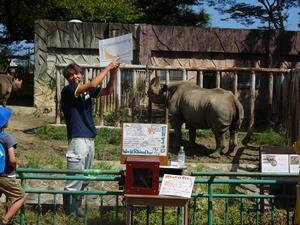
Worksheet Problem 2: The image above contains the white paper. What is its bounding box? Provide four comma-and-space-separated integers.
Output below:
159, 174, 195, 198
289, 154, 300, 174
122, 123, 168, 156
99, 33, 133, 66
261, 154, 289, 173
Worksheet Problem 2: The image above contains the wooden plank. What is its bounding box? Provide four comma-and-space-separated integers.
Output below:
197, 70, 203, 88
55, 68, 61, 124
165, 69, 170, 124
233, 72, 238, 96
215, 71, 220, 88
268, 72, 274, 125
250, 71, 256, 128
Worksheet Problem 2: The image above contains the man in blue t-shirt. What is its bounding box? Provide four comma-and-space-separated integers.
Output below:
61, 60, 120, 217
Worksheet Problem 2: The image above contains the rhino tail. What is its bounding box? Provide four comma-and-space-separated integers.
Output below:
231, 97, 244, 131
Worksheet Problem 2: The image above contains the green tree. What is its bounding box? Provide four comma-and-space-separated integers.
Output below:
201, 0, 299, 30
134, 0, 210, 26
0, 0, 210, 45
0, 0, 142, 44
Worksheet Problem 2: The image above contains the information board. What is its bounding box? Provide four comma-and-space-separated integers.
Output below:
260, 146, 299, 174
159, 174, 195, 198
99, 33, 133, 66
121, 123, 169, 165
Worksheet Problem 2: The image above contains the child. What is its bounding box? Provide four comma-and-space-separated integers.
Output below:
61, 59, 120, 217
0, 106, 27, 225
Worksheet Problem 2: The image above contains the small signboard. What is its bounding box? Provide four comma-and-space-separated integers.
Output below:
159, 174, 195, 198
261, 154, 289, 173
99, 33, 133, 67
289, 154, 300, 174
121, 123, 169, 165
260, 146, 299, 174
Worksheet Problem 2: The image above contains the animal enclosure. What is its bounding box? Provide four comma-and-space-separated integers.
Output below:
55, 64, 297, 141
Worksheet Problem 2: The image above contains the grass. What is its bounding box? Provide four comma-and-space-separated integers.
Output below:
17, 125, 293, 225
35, 125, 290, 161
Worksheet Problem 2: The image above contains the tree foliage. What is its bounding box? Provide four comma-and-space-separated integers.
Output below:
0, 0, 142, 44
201, 0, 299, 30
0, 0, 209, 45
134, 0, 209, 26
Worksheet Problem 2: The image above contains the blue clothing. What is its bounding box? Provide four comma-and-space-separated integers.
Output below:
61, 84, 101, 140
0, 131, 17, 177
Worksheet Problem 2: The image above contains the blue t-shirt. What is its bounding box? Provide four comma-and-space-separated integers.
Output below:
0, 131, 17, 177
61, 84, 101, 140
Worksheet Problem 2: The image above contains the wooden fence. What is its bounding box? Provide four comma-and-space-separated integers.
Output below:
55, 64, 296, 139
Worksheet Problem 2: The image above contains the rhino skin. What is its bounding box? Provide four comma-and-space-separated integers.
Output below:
0, 73, 22, 106
148, 77, 244, 158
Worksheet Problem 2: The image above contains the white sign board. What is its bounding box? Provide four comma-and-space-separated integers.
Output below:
261, 154, 289, 173
99, 33, 133, 66
289, 154, 300, 174
159, 174, 195, 198
122, 123, 168, 156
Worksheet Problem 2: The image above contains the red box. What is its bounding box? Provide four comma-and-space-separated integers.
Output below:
125, 156, 160, 195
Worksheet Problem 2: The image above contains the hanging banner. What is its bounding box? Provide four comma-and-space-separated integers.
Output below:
99, 33, 133, 66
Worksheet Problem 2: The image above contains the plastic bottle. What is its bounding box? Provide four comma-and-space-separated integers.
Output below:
178, 146, 185, 168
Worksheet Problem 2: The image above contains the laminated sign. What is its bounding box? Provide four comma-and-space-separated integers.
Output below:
159, 174, 195, 198
99, 33, 133, 66
121, 123, 169, 165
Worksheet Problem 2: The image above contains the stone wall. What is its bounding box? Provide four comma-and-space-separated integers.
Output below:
34, 20, 137, 115
34, 20, 300, 117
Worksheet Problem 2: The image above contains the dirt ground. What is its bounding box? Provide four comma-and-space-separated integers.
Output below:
6, 106, 66, 166
6, 105, 260, 170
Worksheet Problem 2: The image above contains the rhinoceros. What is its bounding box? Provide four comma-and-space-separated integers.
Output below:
0, 73, 22, 106
148, 77, 244, 157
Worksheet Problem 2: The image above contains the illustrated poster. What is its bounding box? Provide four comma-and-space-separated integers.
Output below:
261, 154, 289, 173
99, 33, 132, 66
122, 123, 168, 156
159, 174, 195, 198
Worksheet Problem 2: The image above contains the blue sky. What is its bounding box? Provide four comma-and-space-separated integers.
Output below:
197, 1, 299, 31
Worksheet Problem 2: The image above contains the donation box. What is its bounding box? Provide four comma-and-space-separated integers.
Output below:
125, 156, 160, 195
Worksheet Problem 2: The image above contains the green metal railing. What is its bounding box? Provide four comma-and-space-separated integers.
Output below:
16, 168, 124, 225
190, 171, 298, 225
4, 169, 297, 225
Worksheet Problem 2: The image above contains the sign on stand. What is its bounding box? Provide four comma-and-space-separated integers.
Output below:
121, 123, 169, 165
159, 174, 195, 198
260, 146, 300, 174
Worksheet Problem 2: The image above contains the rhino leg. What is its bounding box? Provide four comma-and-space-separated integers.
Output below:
227, 130, 238, 156
171, 117, 182, 149
210, 132, 225, 158
188, 126, 196, 146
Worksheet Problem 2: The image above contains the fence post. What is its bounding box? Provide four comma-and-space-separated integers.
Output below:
115, 68, 121, 126
249, 71, 256, 128
233, 71, 238, 96
55, 67, 61, 124
148, 66, 152, 123
268, 72, 274, 126
215, 71, 220, 88
208, 183, 213, 225
197, 70, 203, 88
165, 69, 170, 124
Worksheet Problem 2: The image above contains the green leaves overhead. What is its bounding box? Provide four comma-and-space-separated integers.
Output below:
0, 0, 210, 44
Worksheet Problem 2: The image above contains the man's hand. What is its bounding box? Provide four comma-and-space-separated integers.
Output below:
108, 59, 120, 71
